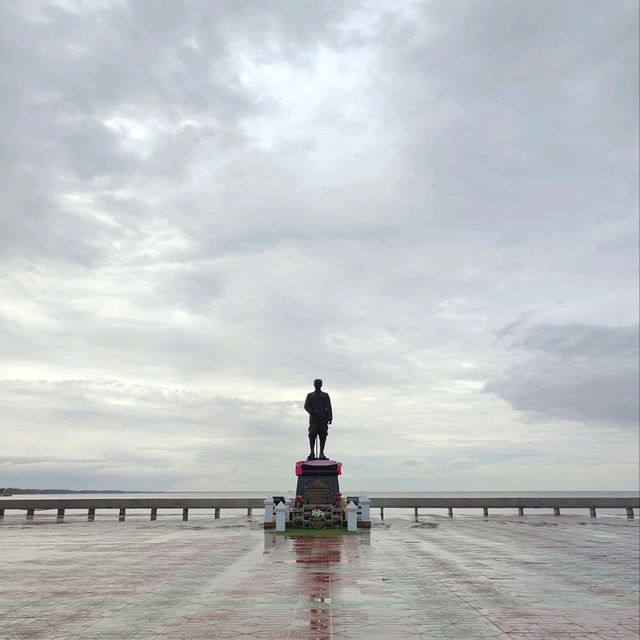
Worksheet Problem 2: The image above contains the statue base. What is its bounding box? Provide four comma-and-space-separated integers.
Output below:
292, 459, 344, 529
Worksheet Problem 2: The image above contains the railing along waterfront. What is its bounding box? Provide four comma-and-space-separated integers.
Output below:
0, 495, 637, 521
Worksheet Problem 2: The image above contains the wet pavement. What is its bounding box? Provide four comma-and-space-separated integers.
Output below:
0, 513, 638, 639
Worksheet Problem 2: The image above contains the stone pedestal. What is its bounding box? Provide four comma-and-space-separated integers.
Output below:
359, 496, 371, 528
275, 502, 287, 532
294, 459, 344, 529
263, 497, 275, 530
346, 501, 358, 532
295, 459, 342, 505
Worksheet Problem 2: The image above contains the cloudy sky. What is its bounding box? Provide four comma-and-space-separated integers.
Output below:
1, 0, 638, 492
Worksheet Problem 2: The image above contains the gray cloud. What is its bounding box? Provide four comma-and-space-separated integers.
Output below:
485, 323, 639, 426
1, 1, 638, 490
377, 0, 639, 234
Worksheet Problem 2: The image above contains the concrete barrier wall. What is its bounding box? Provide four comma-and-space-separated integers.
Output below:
0, 498, 265, 510
0, 495, 637, 512
369, 497, 640, 509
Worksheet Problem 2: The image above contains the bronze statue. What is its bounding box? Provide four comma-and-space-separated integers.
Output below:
304, 379, 333, 460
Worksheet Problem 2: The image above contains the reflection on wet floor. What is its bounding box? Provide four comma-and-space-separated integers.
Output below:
293, 536, 341, 640
0, 515, 638, 639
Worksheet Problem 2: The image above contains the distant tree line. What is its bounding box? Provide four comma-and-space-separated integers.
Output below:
1, 488, 132, 496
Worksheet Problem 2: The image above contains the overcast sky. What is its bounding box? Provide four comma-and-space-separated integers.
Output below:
1, 0, 638, 492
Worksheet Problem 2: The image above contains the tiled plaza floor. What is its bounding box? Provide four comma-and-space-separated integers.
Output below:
0, 513, 638, 639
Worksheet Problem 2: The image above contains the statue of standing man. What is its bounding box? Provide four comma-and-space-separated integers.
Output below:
304, 379, 333, 460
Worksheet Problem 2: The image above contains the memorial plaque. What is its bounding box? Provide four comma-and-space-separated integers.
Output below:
304, 478, 331, 505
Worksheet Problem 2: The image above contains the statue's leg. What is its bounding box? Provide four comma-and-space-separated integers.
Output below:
319, 433, 327, 455
308, 421, 319, 459
319, 425, 327, 457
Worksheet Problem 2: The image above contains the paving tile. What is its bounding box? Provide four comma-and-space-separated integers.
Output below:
0, 513, 638, 639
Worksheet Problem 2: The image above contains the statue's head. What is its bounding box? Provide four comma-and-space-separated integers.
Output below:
314, 378, 322, 390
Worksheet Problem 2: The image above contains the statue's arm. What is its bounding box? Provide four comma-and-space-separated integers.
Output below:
326, 394, 332, 423
304, 393, 312, 415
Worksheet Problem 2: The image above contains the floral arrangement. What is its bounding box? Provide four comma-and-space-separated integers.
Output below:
309, 507, 326, 528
